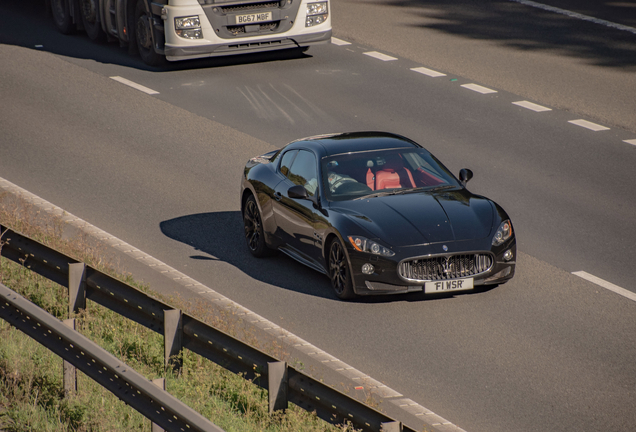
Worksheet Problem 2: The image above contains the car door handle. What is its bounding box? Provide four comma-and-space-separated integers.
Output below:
274, 192, 282, 201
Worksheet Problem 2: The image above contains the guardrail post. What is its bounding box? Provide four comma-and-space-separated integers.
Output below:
63, 318, 77, 397
380, 421, 403, 432
151, 378, 166, 432
268, 361, 288, 413
164, 309, 183, 372
68, 263, 86, 316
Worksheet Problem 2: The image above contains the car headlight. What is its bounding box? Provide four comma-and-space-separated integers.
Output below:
175, 16, 203, 39
306, 2, 328, 27
492, 220, 513, 246
348, 236, 395, 257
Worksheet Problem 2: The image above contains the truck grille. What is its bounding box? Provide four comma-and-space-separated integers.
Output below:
222, 2, 281, 13
227, 21, 279, 35
399, 253, 493, 282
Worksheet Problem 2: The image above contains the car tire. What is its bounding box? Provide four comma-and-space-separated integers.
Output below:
134, 0, 165, 66
50, 0, 76, 34
80, 0, 106, 42
328, 238, 356, 300
243, 195, 274, 258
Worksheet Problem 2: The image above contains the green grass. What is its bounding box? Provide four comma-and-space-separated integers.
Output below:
0, 194, 359, 432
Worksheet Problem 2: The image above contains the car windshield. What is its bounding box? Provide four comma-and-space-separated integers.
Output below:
321, 147, 460, 201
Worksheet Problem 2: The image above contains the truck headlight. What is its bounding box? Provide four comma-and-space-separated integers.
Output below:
306, 2, 328, 27
175, 16, 203, 39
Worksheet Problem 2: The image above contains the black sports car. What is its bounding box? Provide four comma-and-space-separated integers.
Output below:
240, 132, 516, 299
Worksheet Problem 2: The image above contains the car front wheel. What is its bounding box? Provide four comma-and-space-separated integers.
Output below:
328, 238, 355, 300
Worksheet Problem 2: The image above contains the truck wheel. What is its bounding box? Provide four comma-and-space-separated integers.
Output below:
134, 0, 165, 66
80, 0, 106, 42
50, 0, 75, 34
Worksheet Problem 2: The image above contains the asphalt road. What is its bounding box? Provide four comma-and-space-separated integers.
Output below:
1, 1, 635, 432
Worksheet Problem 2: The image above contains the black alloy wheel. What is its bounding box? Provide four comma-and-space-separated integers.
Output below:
329, 238, 355, 300
80, 0, 106, 41
243, 195, 272, 257
134, 0, 165, 66
50, 0, 75, 34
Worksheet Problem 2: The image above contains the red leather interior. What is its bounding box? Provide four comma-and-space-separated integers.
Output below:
372, 157, 416, 190
366, 168, 375, 190
415, 168, 444, 186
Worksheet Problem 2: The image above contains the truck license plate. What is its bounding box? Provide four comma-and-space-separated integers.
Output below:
236, 12, 273, 24
425, 278, 474, 294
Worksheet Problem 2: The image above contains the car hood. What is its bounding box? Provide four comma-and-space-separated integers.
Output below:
331, 191, 495, 247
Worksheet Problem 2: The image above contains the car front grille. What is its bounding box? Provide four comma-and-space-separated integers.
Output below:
399, 253, 493, 282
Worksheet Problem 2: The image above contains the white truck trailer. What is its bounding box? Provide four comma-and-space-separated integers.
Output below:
48, 0, 331, 65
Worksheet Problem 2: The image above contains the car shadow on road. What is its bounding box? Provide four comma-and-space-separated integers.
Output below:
160, 210, 340, 300
160, 211, 497, 303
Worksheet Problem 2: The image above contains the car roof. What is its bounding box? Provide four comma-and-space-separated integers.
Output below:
289, 132, 421, 157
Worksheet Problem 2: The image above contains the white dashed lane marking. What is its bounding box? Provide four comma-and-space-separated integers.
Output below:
110, 76, 159, 95
568, 119, 610, 131
461, 83, 497, 94
513, 100, 552, 112
509, 0, 636, 35
363, 51, 398, 61
331, 37, 351, 46
573, 272, 636, 302
331, 35, 636, 145
411, 66, 446, 77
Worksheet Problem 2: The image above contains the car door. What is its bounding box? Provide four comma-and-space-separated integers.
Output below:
272, 149, 324, 265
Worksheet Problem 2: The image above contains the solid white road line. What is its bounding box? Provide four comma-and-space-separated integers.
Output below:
363, 51, 398, 61
623, 139, 636, 146
513, 100, 552, 112
411, 66, 446, 77
568, 119, 610, 131
572, 271, 636, 302
331, 37, 351, 46
461, 83, 497, 94
110, 76, 159, 95
509, 0, 636, 35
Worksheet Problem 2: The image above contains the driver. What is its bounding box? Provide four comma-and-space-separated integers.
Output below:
326, 161, 358, 193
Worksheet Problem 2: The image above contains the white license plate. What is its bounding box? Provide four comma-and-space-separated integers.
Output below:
425, 278, 474, 294
236, 12, 273, 24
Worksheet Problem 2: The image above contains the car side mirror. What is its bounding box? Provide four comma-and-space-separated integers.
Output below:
459, 168, 473, 187
288, 185, 309, 199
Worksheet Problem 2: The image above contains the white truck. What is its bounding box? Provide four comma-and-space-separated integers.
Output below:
48, 0, 331, 65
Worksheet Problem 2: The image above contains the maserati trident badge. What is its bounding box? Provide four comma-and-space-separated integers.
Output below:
443, 245, 448, 252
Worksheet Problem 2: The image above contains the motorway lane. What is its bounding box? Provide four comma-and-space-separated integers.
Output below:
2, 2, 636, 432
332, 0, 636, 134
49, 32, 636, 293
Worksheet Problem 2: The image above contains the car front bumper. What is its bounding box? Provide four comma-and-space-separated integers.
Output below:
347, 238, 517, 296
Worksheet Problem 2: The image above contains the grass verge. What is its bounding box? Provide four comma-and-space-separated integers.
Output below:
0, 193, 358, 432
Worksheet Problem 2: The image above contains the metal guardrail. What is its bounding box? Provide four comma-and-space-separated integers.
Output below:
0, 224, 410, 432
0, 282, 224, 432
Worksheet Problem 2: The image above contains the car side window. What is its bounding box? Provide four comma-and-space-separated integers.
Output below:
279, 150, 298, 177
287, 150, 318, 196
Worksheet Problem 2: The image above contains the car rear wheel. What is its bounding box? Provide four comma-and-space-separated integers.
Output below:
243, 195, 273, 257
328, 238, 355, 300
